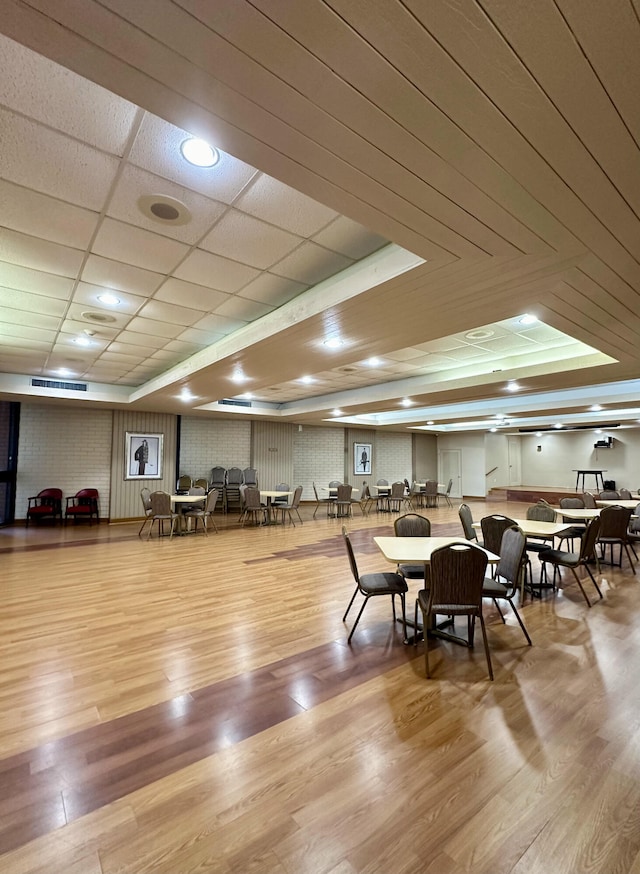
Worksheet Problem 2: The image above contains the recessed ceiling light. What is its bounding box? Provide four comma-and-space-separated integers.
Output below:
590, 404, 603, 411
180, 137, 219, 167
179, 389, 195, 402
299, 375, 315, 384
367, 357, 382, 366
97, 292, 120, 306
231, 371, 248, 383
427, 420, 434, 425
401, 399, 413, 407
238, 392, 253, 400
57, 368, 73, 377
506, 381, 520, 392
490, 427, 497, 432
535, 432, 542, 437
519, 313, 538, 325
323, 337, 344, 349
465, 328, 495, 340
594, 429, 602, 434
554, 423, 563, 429
72, 336, 92, 347
332, 409, 343, 416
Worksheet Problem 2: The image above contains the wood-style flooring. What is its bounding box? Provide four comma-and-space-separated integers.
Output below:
1, 498, 639, 873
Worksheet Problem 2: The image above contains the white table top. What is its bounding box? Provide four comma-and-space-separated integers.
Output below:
322, 486, 359, 494
554, 507, 601, 521
260, 490, 293, 499
375, 535, 500, 565
473, 519, 573, 538
595, 500, 639, 509
170, 493, 206, 503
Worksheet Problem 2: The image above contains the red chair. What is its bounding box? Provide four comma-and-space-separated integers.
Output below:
26, 488, 63, 526
65, 488, 100, 525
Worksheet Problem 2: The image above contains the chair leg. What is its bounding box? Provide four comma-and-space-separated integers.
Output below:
570, 567, 592, 607
343, 586, 360, 621
506, 597, 532, 645
478, 613, 494, 680
492, 598, 506, 623
346, 595, 370, 643
582, 564, 603, 600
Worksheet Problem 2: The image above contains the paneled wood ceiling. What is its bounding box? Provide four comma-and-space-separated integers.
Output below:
0, 0, 639, 433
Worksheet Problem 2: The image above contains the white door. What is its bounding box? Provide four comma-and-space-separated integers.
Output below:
438, 449, 462, 498
508, 437, 522, 486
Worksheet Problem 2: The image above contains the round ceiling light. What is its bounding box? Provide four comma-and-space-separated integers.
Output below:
180, 137, 219, 167
81, 311, 116, 324
465, 329, 494, 341
97, 293, 120, 306
138, 194, 192, 226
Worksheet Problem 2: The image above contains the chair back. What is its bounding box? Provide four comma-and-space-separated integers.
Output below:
313, 482, 321, 500
150, 491, 171, 515
560, 496, 584, 510
205, 488, 219, 513
336, 484, 352, 502
458, 503, 477, 541
194, 478, 209, 490
579, 516, 601, 561
243, 468, 258, 487
188, 486, 206, 496
226, 467, 244, 485
329, 480, 342, 488
140, 488, 152, 513
39, 487, 62, 503
390, 481, 405, 499
630, 503, 640, 534
342, 527, 360, 585
425, 480, 438, 497
361, 484, 371, 500
583, 492, 597, 507
210, 466, 226, 488
496, 526, 526, 588
481, 514, 516, 555
273, 483, 290, 504
177, 475, 192, 491
526, 501, 555, 523
598, 505, 632, 539
445, 478, 453, 495
428, 543, 488, 611
599, 490, 620, 501
243, 487, 262, 510
290, 485, 303, 508
394, 513, 431, 537
619, 488, 632, 500
404, 478, 411, 493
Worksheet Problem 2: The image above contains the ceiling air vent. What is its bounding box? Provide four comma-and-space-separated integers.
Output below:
32, 379, 87, 392
220, 398, 252, 407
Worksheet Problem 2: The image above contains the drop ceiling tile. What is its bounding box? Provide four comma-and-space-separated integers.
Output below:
0, 263, 74, 298
175, 249, 260, 292
112, 330, 168, 349
92, 217, 188, 273
100, 350, 145, 364
163, 338, 209, 355
0, 179, 99, 249
235, 174, 338, 236
238, 272, 307, 306
518, 324, 572, 343
214, 297, 273, 321
385, 347, 432, 362
312, 216, 388, 259
84, 365, 130, 381
200, 209, 303, 269
137, 299, 205, 326
0, 227, 83, 278
73, 282, 147, 314
0, 33, 138, 151
150, 349, 184, 362
479, 335, 537, 353
155, 278, 231, 311
176, 326, 226, 345
125, 316, 184, 340
65, 303, 130, 332
0, 322, 54, 343
0, 288, 67, 317
107, 165, 229, 244
81, 255, 163, 297
440, 345, 494, 361
0, 304, 59, 330
129, 114, 258, 202
0, 108, 120, 210
108, 341, 159, 356
414, 337, 469, 353
270, 242, 352, 285
192, 313, 247, 334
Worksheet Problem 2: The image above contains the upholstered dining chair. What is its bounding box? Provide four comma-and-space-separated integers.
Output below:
458, 502, 478, 543
596, 505, 635, 572
387, 481, 410, 513
147, 491, 178, 540
437, 478, 453, 508
176, 474, 192, 493
65, 488, 99, 525
556, 496, 587, 552
312, 482, 333, 518
342, 527, 407, 644
184, 487, 219, 535
619, 488, 632, 500
415, 542, 492, 680
583, 492, 597, 508
278, 485, 303, 526
599, 489, 621, 501
138, 487, 153, 537
241, 487, 267, 527
539, 517, 603, 607
481, 526, 532, 646
334, 484, 354, 518
424, 480, 438, 509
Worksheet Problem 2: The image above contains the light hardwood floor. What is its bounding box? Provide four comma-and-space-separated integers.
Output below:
1, 498, 639, 873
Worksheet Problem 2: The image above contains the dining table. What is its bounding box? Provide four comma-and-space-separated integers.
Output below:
595, 499, 640, 509
170, 493, 206, 534
374, 535, 500, 644
259, 489, 293, 524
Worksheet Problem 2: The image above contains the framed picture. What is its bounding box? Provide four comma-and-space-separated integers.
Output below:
125, 432, 163, 480
354, 442, 372, 476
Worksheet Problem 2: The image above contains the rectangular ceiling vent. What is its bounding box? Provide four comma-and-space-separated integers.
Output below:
219, 398, 252, 408
32, 378, 88, 392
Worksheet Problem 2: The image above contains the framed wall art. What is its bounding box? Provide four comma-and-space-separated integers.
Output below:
354, 442, 372, 476
125, 432, 163, 480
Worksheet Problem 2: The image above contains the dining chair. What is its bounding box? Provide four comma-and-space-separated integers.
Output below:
626, 502, 640, 558
278, 485, 303, 526
193, 477, 209, 491
312, 482, 333, 518
555, 497, 587, 552
387, 481, 410, 513
393, 513, 431, 586
353, 483, 375, 516
481, 526, 532, 646
424, 480, 438, 509
524, 501, 556, 590
583, 492, 597, 508
241, 487, 267, 527
138, 487, 153, 537
225, 468, 244, 513
599, 489, 621, 501
437, 478, 453, 508
147, 491, 178, 540
596, 505, 635, 572
65, 488, 100, 525
539, 517, 603, 607
184, 487, 219, 535
458, 502, 478, 543
176, 474, 192, 493
375, 479, 390, 513
242, 467, 258, 488
334, 484, 354, 518
342, 527, 407, 643
210, 466, 227, 511
619, 488, 632, 500
272, 482, 290, 507
415, 542, 492, 680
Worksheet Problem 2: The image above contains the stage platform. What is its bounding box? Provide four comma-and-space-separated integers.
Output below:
487, 485, 584, 505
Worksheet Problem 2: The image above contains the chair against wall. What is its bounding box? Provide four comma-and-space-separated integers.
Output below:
242, 468, 258, 488
138, 487, 153, 537
225, 467, 244, 513
146, 491, 178, 540
481, 526, 532, 646
26, 488, 63, 526
539, 518, 603, 607
176, 474, 192, 493
65, 489, 100, 525
210, 466, 227, 511
415, 543, 492, 680
342, 527, 407, 644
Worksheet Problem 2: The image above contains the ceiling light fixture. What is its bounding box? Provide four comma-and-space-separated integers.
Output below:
401, 399, 413, 407
180, 137, 219, 167
332, 409, 343, 416
323, 337, 344, 349
554, 423, 563, 429
97, 292, 120, 306
72, 336, 92, 347
506, 381, 520, 392
299, 375, 315, 384
366, 357, 381, 366
231, 370, 248, 383
519, 313, 538, 325
590, 404, 603, 411
490, 427, 497, 432
427, 420, 434, 425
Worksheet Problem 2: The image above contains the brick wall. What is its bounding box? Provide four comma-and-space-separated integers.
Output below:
179, 417, 251, 483
293, 425, 345, 502
375, 432, 412, 486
